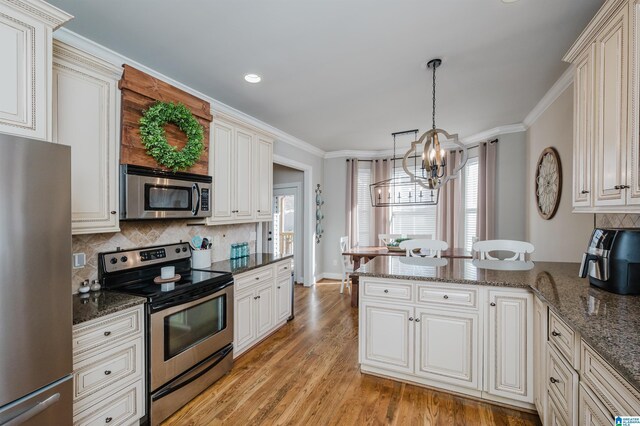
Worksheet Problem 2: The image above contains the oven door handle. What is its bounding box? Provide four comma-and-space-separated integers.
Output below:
192, 183, 200, 216
152, 344, 233, 401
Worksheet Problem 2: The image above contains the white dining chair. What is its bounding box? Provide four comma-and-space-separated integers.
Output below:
339, 236, 353, 294
407, 234, 432, 240
472, 240, 535, 261
399, 239, 448, 258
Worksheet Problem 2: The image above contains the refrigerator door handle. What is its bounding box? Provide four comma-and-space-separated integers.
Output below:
5, 393, 60, 426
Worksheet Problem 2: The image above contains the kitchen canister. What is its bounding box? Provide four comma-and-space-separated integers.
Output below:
192, 249, 212, 268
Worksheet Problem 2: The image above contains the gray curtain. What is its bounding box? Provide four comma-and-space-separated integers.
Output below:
346, 158, 359, 247
372, 159, 391, 244
477, 141, 497, 241
437, 150, 462, 247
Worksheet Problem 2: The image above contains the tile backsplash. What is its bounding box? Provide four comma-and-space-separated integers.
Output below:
72, 221, 257, 293
595, 213, 640, 229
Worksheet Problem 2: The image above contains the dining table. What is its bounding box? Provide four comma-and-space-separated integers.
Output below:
342, 246, 473, 307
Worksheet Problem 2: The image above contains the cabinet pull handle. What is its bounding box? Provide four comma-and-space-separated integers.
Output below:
614, 185, 621, 190
414, 318, 421, 322
384, 289, 389, 293
105, 417, 113, 423
580, 190, 590, 194
408, 317, 414, 321
549, 377, 559, 384
551, 330, 561, 337
103, 331, 111, 336
110, 211, 116, 215
104, 370, 111, 375
277, 286, 281, 289
284, 266, 288, 270
622, 185, 630, 189
443, 295, 449, 299
257, 210, 261, 213
490, 302, 496, 307
255, 277, 260, 280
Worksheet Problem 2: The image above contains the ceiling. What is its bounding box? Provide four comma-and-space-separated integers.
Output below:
49, 0, 603, 152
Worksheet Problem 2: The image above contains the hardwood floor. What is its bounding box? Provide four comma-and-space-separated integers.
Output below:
163, 280, 541, 426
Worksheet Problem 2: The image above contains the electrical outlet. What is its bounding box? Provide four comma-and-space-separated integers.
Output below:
73, 253, 86, 269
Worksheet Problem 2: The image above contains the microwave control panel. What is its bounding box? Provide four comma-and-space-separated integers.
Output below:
201, 188, 209, 211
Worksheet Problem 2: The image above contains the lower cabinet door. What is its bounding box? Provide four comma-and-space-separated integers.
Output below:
547, 393, 570, 426
360, 302, 414, 374
414, 307, 479, 390
486, 289, 533, 403
234, 290, 256, 355
275, 274, 292, 323
578, 383, 614, 426
256, 282, 275, 338
73, 379, 143, 426
533, 296, 548, 416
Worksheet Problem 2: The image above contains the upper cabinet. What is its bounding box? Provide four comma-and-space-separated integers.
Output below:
52, 41, 122, 234
207, 115, 274, 225
566, 0, 640, 212
0, 0, 71, 141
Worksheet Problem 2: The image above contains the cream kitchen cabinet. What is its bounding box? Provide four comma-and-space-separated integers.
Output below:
0, 0, 71, 141
233, 260, 292, 358
533, 296, 548, 417
208, 116, 273, 225
72, 305, 145, 425
52, 41, 121, 234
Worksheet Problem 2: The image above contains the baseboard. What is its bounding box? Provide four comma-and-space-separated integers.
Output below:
319, 272, 343, 280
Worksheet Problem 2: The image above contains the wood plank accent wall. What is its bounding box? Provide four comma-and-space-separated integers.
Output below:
118, 65, 212, 174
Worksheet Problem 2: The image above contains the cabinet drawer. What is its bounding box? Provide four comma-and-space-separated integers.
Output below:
73, 379, 143, 426
362, 281, 412, 301
235, 266, 274, 291
276, 260, 292, 276
546, 344, 578, 425
73, 337, 143, 403
416, 285, 477, 309
548, 310, 578, 368
580, 341, 640, 417
73, 306, 143, 357
579, 383, 614, 426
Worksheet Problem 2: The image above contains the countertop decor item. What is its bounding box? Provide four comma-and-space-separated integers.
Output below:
535, 146, 562, 220
401, 59, 467, 190
315, 184, 324, 244
138, 101, 204, 171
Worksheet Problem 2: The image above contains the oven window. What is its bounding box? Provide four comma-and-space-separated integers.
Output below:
164, 295, 226, 360
146, 184, 192, 211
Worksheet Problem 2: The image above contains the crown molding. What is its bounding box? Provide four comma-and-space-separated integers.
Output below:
53, 28, 326, 159
523, 66, 574, 128
5, 0, 73, 29
460, 123, 527, 145
53, 39, 122, 79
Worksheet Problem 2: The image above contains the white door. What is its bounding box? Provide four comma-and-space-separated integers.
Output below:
234, 128, 254, 219
211, 121, 233, 222
275, 274, 292, 323
234, 290, 256, 356
594, 6, 628, 206
360, 302, 414, 374
573, 45, 594, 209
486, 289, 533, 403
255, 136, 273, 220
53, 42, 121, 234
256, 282, 275, 338
271, 184, 303, 283
533, 296, 548, 416
414, 307, 480, 390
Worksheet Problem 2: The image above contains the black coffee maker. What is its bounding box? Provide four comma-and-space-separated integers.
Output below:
579, 228, 640, 295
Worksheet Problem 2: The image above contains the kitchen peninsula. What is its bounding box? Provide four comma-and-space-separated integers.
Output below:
354, 257, 640, 423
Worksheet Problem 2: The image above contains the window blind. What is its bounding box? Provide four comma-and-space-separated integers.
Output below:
464, 158, 479, 251
357, 164, 372, 246
389, 165, 437, 237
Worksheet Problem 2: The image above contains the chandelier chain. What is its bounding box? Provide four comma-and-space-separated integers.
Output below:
432, 61, 436, 130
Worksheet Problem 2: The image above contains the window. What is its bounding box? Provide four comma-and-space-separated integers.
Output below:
389, 165, 437, 237
463, 157, 479, 252
356, 163, 372, 246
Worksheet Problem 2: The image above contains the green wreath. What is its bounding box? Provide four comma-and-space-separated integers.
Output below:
139, 102, 204, 171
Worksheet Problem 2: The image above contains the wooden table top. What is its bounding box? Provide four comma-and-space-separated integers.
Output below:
342, 246, 472, 259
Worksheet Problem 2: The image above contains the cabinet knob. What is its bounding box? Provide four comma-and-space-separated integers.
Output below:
580, 190, 590, 194
384, 289, 389, 293
255, 277, 260, 280
490, 302, 496, 307
110, 211, 116, 215
105, 417, 112, 423
443, 295, 449, 299
414, 318, 421, 322
408, 317, 414, 321
549, 377, 559, 384
614, 185, 621, 190
551, 330, 561, 337
257, 210, 261, 213
284, 266, 288, 270
277, 286, 281, 289
104, 370, 111, 375
103, 331, 111, 336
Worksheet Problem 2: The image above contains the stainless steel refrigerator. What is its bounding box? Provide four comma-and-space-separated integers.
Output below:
0, 135, 72, 425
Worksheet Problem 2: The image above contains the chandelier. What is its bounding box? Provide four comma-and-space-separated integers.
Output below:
402, 59, 467, 190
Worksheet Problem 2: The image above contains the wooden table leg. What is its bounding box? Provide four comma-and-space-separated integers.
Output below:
350, 256, 362, 308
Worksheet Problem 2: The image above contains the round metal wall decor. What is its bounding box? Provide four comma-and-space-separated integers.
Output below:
535, 147, 562, 220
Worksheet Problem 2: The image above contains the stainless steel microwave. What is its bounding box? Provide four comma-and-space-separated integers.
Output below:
120, 164, 211, 220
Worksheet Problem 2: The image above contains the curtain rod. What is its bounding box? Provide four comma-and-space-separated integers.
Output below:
346, 138, 498, 162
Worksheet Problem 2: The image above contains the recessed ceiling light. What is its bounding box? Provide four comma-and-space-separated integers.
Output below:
502, 0, 519, 3
244, 74, 262, 83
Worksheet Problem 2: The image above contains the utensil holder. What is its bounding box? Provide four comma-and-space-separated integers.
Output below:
192, 249, 212, 268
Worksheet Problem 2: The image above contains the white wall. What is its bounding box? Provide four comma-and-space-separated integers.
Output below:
274, 164, 304, 185
495, 132, 527, 240
322, 157, 347, 276
526, 84, 594, 262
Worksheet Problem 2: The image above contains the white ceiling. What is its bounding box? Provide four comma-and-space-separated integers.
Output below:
49, 0, 603, 152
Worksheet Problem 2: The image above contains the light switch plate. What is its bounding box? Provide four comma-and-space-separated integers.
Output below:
73, 253, 86, 269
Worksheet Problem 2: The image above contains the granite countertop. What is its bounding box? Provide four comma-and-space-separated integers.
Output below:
196, 253, 293, 275
354, 256, 640, 393
73, 291, 146, 325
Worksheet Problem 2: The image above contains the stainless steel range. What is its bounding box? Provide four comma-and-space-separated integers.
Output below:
98, 243, 234, 425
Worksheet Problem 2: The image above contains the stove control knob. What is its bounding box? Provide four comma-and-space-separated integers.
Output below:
120, 256, 128, 263
175, 248, 181, 254
182, 247, 188, 252
110, 257, 117, 264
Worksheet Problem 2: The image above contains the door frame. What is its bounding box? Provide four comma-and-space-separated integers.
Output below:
272, 154, 315, 287
273, 183, 303, 283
